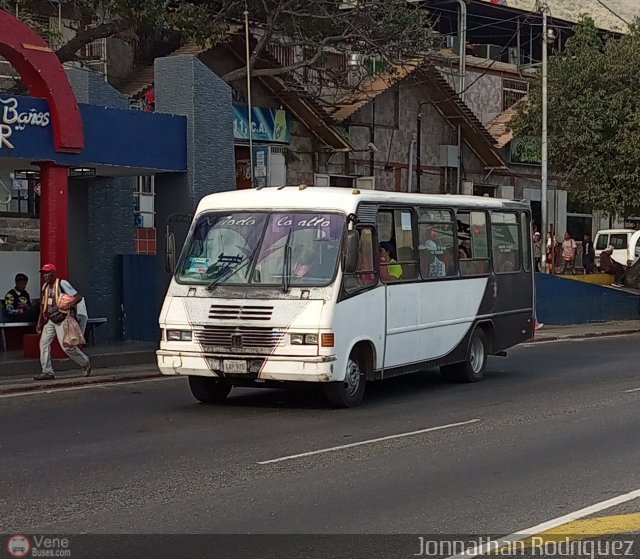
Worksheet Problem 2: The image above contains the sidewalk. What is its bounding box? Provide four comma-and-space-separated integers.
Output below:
0, 341, 161, 395
0, 363, 163, 395
532, 320, 640, 342
1, 322, 639, 395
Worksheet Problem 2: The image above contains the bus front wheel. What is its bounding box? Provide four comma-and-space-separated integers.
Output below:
441, 328, 488, 383
188, 376, 232, 404
324, 353, 366, 408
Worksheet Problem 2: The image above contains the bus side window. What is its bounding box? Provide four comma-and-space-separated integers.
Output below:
458, 211, 490, 276
394, 209, 418, 280
376, 209, 418, 282
491, 212, 522, 274
344, 227, 377, 293
417, 208, 457, 279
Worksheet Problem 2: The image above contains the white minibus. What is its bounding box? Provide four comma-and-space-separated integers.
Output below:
158, 187, 534, 407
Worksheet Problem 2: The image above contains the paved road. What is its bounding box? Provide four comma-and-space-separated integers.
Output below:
1, 335, 639, 548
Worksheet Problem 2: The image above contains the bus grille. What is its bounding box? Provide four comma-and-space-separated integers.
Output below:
208, 304, 274, 321
193, 326, 284, 349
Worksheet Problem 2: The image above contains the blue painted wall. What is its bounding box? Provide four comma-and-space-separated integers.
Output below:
536, 273, 640, 325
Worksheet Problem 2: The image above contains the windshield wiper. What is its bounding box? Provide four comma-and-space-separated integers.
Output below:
282, 228, 293, 293
207, 253, 251, 290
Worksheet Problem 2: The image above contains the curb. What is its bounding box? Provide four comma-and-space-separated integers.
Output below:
530, 328, 640, 343
0, 370, 165, 395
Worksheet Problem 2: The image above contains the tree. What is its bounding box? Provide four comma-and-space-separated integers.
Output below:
509, 17, 640, 220
1, 0, 434, 102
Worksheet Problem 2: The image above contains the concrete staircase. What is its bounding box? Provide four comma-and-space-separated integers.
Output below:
0, 216, 39, 251
117, 42, 212, 98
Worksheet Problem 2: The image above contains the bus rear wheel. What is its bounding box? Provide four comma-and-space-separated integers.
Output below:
440, 328, 488, 383
188, 376, 232, 404
324, 353, 366, 408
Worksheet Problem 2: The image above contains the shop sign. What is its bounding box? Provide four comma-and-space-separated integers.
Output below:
0, 96, 51, 150
233, 105, 291, 144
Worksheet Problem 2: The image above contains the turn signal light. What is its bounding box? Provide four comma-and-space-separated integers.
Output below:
320, 333, 335, 347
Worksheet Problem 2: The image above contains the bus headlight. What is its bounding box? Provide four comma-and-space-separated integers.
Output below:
304, 333, 319, 345
290, 333, 318, 345
167, 329, 192, 341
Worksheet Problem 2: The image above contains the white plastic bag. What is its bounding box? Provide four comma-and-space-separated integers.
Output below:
63, 316, 86, 348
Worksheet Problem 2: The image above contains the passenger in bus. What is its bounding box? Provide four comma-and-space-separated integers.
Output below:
292, 243, 330, 281
379, 241, 403, 281
459, 242, 471, 259
419, 240, 446, 279
497, 250, 516, 273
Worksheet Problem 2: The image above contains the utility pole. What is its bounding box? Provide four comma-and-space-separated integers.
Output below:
455, 0, 466, 196
244, 2, 254, 186
540, 1, 549, 269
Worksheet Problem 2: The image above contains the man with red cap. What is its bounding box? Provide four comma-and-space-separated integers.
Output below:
34, 264, 91, 381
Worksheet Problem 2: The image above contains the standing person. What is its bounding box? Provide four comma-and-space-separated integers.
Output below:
34, 264, 91, 381
582, 234, 595, 275
560, 232, 577, 275
545, 232, 557, 274
533, 232, 542, 272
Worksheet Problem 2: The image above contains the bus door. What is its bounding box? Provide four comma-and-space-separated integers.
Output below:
378, 208, 422, 369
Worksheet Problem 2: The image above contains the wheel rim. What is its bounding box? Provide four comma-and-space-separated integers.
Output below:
343, 358, 362, 397
469, 336, 485, 374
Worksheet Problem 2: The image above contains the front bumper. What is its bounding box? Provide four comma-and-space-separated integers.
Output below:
156, 350, 337, 382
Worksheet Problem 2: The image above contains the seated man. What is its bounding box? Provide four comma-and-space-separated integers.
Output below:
379, 241, 403, 281
600, 245, 626, 287
3, 273, 38, 322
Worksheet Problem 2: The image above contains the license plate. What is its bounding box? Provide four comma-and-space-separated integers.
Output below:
223, 360, 248, 374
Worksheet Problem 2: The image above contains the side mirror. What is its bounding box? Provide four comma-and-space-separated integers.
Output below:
165, 230, 176, 274
343, 230, 360, 274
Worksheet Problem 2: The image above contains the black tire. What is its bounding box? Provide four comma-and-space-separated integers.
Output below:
440, 328, 488, 383
188, 376, 232, 404
324, 352, 366, 408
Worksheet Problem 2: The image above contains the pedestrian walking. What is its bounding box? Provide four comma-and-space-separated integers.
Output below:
34, 264, 91, 381
533, 232, 542, 272
560, 232, 577, 275
582, 234, 595, 274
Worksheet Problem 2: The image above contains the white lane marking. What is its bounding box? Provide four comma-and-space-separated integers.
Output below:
446, 488, 640, 559
0, 376, 180, 399
624, 387, 640, 393
258, 418, 481, 465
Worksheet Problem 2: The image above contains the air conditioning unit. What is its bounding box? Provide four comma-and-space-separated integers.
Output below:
472, 44, 503, 62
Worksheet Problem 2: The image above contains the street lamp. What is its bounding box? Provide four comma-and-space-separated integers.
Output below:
540, 2, 555, 269
244, 3, 254, 186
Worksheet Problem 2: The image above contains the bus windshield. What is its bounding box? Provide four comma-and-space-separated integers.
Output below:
177, 211, 345, 287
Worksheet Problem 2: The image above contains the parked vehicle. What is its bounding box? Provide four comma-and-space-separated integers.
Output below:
159, 187, 534, 407
593, 229, 640, 268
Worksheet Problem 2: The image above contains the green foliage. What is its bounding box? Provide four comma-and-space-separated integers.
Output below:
1, 0, 433, 88
510, 17, 640, 219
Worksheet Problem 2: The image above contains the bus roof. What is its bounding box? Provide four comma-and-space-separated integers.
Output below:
196, 186, 530, 215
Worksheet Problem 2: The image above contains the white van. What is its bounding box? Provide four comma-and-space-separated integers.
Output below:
594, 229, 640, 268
